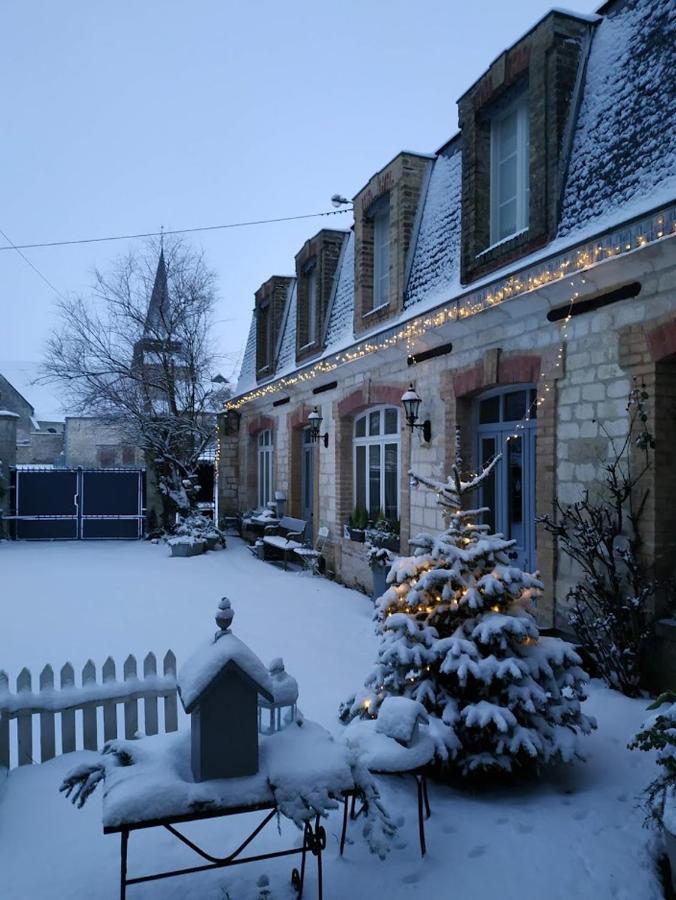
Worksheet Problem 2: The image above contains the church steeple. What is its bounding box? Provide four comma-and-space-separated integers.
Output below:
144, 247, 170, 335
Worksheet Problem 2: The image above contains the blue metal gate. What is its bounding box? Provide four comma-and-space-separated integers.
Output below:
8, 467, 145, 540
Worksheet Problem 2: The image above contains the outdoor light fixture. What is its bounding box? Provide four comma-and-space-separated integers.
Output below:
308, 407, 329, 448
330, 193, 351, 208
401, 384, 432, 443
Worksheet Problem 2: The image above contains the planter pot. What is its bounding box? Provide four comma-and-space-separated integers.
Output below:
370, 564, 390, 603
205, 535, 224, 551
348, 528, 366, 543
169, 539, 206, 557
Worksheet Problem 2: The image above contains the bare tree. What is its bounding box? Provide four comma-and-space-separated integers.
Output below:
41, 237, 223, 530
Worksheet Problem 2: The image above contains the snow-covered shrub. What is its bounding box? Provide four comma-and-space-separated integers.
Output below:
630, 692, 676, 826
340, 458, 596, 776
173, 513, 224, 546
540, 384, 672, 696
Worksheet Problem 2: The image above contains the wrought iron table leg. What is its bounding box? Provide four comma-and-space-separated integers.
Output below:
415, 775, 427, 857
422, 772, 431, 819
315, 815, 324, 900
350, 791, 357, 818
340, 794, 349, 856
120, 829, 129, 900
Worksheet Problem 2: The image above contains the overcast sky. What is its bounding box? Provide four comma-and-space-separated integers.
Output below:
1, 0, 596, 396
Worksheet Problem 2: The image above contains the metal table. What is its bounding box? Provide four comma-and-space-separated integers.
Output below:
105, 801, 326, 900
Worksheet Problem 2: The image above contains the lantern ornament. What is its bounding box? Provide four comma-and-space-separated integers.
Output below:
401, 384, 432, 442
258, 657, 299, 734
308, 407, 329, 448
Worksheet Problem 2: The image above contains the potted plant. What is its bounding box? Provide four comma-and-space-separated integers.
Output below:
167, 535, 207, 557
365, 515, 400, 553
347, 505, 368, 542
630, 692, 676, 887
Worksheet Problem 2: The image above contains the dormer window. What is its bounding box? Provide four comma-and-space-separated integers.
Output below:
371, 197, 390, 310
255, 275, 293, 380
295, 230, 346, 361
490, 95, 529, 244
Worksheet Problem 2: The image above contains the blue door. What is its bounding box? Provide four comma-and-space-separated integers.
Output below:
301, 428, 314, 539
476, 387, 537, 571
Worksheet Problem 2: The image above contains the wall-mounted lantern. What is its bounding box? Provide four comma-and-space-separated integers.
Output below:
308, 407, 329, 448
401, 384, 432, 443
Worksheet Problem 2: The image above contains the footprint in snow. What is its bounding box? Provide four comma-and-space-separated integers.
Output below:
573, 809, 589, 821
468, 845, 488, 858
442, 824, 457, 834
617, 793, 627, 802
394, 841, 408, 850
516, 822, 533, 834
495, 817, 509, 825
402, 873, 420, 885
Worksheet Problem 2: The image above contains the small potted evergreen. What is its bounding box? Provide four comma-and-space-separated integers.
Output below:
367, 545, 395, 602
630, 692, 676, 888
347, 505, 368, 542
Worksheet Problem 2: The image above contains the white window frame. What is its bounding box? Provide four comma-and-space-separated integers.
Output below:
353, 406, 400, 519
490, 94, 529, 245
371, 201, 390, 311
257, 428, 274, 507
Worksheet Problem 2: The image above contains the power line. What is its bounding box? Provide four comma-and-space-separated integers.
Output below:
0, 224, 66, 300
0, 207, 353, 253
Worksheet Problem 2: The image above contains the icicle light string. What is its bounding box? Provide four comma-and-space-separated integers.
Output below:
226, 207, 675, 412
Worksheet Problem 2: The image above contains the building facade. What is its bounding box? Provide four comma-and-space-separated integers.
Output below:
219, 0, 676, 638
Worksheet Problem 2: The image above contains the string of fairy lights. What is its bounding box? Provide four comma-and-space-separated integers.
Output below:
225, 208, 674, 415
216, 207, 674, 475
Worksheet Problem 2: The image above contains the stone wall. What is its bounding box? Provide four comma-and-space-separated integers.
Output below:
221, 240, 676, 631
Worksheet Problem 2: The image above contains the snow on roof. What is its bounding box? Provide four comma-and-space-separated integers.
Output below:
275, 280, 298, 373
178, 630, 274, 712
0, 360, 67, 422
559, 0, 676, 238
0, 409, 20, 417
324, 231, 355, 351
235, 314, 257, 395
230, 0, 675, 400
405, 149, 462, 310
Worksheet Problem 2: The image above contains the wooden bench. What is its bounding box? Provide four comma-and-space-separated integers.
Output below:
260, 516, 307, 569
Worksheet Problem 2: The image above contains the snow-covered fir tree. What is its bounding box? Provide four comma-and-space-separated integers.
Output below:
340, 455, 596, 775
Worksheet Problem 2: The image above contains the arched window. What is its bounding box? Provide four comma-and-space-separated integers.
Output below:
353, 406, 399, 520
257, 429, 273, 507
476, 385, 536, 570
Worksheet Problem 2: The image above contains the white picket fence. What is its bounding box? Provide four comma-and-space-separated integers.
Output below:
0, 651, 180, 769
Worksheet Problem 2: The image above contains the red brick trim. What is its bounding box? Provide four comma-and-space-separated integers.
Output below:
337, 384, 407, 417
453, 363, 483, 398
500, 354, 542, 385
646, 319, 676, 363
289, 403, 312, 430
247, 414, 275, 437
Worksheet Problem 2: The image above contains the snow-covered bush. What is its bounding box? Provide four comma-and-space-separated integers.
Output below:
173, 513, 224, 546
340, 458, 596, 776
630, 692, 676, 825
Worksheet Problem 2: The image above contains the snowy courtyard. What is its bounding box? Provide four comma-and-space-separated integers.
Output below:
0, 538, 664, 899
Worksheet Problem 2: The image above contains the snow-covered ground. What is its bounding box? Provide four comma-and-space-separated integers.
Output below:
0, 538, 663, 899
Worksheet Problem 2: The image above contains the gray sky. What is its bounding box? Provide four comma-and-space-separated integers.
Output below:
2, 0, 596, 395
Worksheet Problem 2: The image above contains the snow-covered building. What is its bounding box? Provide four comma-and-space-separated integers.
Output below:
219, 0, 676, 643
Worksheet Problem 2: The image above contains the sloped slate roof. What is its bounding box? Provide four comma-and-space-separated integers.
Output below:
324, 231, 355, 351
404, 148, 462, 310
275, 280, 298, 372
235, 314, 257, 395
232, 0, 675, 396
559, 0, 676, 237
